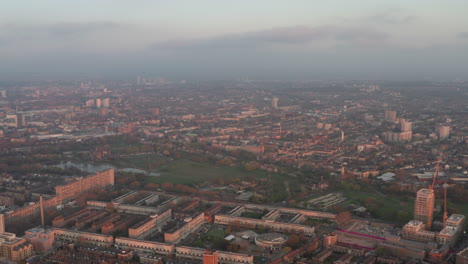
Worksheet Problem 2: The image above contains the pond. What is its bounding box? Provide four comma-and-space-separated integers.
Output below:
54, 161, 160, 177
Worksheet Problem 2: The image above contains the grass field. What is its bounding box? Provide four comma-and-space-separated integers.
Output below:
145, 159, 268, 185
241, 211, 264, 219
342, 188, 414, 224
206, 227, 226, 241
110, 153, 166, 169
447, 200, 468, 219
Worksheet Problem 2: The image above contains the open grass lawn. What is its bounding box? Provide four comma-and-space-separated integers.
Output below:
342, 189, 414, 224
111, 153, 166, 169
141, 159, 299, 202
206, 228, 226, 241
241, 211, 264, 219
145, 159, 267, 185
447, 200, 468, 219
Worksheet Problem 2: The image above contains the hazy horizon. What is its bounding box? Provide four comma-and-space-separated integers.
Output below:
1, 0, 468, 81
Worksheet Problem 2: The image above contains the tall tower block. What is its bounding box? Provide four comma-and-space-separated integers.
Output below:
384, 110, 397, 121
271, 97, 279, 109
414, 188, 435, 229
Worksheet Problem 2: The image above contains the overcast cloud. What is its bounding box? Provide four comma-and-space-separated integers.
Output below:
1, 1, 467, 80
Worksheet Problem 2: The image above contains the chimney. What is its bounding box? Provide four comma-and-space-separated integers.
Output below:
0, 214, 5, 235
40, 195, 45, 228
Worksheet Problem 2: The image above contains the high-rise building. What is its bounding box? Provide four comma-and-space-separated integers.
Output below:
0, 90, 6, 98
384, 131, 412, 143
414, 188, 435, 229
400, 119, 412, 132
437, 125, 451, 140
17, 113, 26, 128
271, 97, 279, 109
384, 110, 397, 121
103, 98, 110, 108
95, 98, 102, 108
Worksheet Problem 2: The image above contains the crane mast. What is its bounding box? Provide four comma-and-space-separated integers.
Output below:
443, 183, 449, 227
430, 160, 441, 190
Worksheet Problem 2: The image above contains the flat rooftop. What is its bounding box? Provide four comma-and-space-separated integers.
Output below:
417, 188, 434, 195
448, 214, 464, 222
440, 226, 457, 236
406, 220, 424, 226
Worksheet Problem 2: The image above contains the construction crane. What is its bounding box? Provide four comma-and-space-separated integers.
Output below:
430, 160, 441, 190
443, 183, 449, 227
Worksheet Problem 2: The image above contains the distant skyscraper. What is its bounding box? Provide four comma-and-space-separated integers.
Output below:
384, 110, 397, 121
95, 98, 102, 108
437, 125, 450, 140
103, 98, 110, 108
400, 119, 412, 132
1, 90, 6, 98
414, 188, 435, 229
271, 97, 279, 109
17, 113, 26, 128
384, 131, 412, 143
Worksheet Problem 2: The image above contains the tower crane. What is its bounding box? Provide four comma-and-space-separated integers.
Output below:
443, 183, 449, 227
430, 160, 441, 190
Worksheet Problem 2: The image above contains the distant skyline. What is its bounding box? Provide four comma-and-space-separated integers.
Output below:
1, 1, 468, 80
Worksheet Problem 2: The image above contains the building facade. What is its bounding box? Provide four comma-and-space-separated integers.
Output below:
55, 169, 115, 201
384, 110, 397, 122
414, 188, 435, 229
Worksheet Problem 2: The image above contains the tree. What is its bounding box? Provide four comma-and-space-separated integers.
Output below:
192, 239, 204, 247
244, 161, 260, 171
395, 169, 406, 180
288, 200, 296, 207
397, 210, 410, 224
129, 181, 141, 188
161, 182, 174, 190
213, 239, 229, 250
286, 234, 300, 249
335, 211, 352, 228
144, 183, 160, 190
217, 158, 233, 166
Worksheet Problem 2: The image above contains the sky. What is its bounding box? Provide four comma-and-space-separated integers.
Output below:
1, 0, 468, 80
